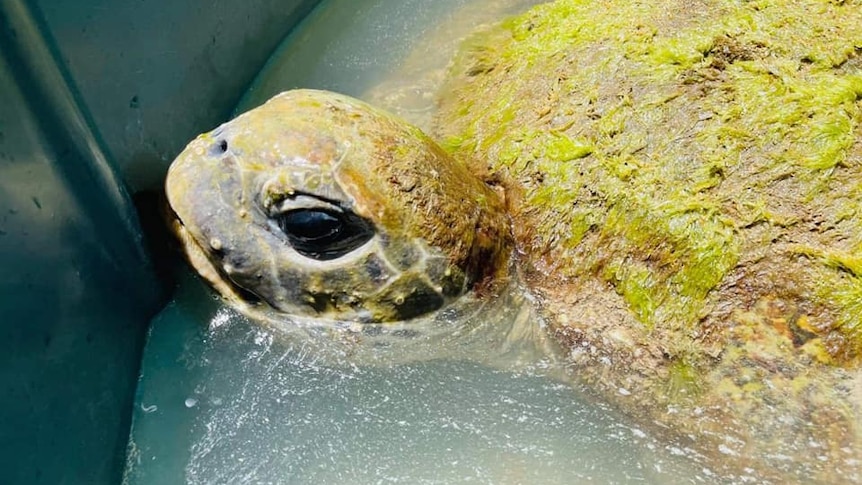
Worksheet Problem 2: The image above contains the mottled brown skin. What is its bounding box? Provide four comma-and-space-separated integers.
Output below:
166, 90, 510, 323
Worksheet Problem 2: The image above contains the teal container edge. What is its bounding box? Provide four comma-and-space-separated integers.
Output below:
0, 0, 321, 483
0, 1, 162, 483
0, 0, 155, 269
36, 0, 323, 194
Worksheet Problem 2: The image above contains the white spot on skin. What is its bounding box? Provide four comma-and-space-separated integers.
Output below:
718, 444, 739, 456
209, 238, 222, 251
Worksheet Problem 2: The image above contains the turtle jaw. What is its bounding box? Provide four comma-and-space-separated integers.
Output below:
167, 209, 260, 308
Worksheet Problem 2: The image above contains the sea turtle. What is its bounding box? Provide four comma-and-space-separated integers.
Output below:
165, 0, 862, 482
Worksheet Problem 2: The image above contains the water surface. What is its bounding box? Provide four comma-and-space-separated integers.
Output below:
126, 271, 713, 484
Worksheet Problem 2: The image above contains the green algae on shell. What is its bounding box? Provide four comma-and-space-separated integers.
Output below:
435, 0, 862, 480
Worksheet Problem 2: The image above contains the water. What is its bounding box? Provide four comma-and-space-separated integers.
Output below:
235, 0, 544, 126
126, 1, 724, 483
237, 0, 481, 110
126, 272, 711, 484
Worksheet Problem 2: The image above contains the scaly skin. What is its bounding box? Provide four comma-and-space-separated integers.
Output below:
166, 90, 511, 323
435, 0, 862, 481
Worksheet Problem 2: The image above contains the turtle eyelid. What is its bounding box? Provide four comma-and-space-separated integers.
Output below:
287, 190, 348, 208
266, 191, 351, 216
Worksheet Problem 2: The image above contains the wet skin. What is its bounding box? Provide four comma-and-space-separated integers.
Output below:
166, 89, 510, 323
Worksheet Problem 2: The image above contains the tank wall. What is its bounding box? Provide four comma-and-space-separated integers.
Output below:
36, 0, 320, 192
0, 0, 317, 483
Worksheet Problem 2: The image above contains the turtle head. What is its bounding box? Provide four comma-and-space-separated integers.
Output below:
165, 89, 511, 323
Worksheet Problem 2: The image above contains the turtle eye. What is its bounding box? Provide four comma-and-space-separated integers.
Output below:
280, 210, 342, 241
276, 208, 374, 260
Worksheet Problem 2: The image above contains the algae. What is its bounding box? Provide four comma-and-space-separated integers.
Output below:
437, 0, 862, 359
434, 0, 862, 479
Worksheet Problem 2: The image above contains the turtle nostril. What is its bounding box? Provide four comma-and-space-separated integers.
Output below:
210, 139, 229, 156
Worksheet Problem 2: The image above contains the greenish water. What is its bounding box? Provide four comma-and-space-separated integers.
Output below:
237, 0, 488, 109
125, 1, 726, 483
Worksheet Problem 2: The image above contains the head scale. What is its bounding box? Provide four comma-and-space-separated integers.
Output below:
166, 89, 511, 323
